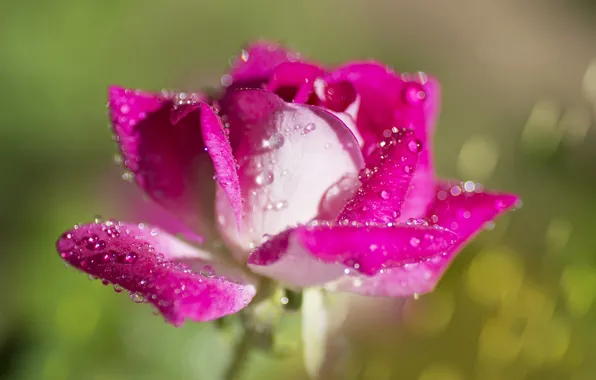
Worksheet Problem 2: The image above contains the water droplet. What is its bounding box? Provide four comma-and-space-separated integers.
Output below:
302, 123, 316, 135
358, 168, 373, 181
407, 139, 423, 153
120, 252, 137, 264
120, 104, 130, 114
130, 293, 145, 303
260, 133, 285, 151
255, 171, 274, 186
403, 165, 413, 174
410, 237, 421, 248
403, 83, 426, 105
221, 74, 233, 86
280, 296, 289, 305
113, 284, 124, 293
240, 49, 250, 62
379, 190, 390, 200
274, 200, 288, 210
463, 181, 476, 192
406, 218, 429, 226
105, 228, 120, 238
102, 250, 117, 262
200, 265, 216, 278
93, 240, 106, 250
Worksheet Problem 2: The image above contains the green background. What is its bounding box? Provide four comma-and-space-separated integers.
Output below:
1, 0, 596, 379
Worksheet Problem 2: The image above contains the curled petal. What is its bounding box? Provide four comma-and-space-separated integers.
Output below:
339, 130, 420, 224
217, 90, 364, 259
324, 64, 440, 220
109, 87, 240, 238
265, 62, 325, 103
248, 224, 457, 285
229, 41, 297, 86
56, 221, 256, 326
326, 182, 520, 296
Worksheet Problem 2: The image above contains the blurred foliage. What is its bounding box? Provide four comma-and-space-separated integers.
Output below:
1, 0, 596, 379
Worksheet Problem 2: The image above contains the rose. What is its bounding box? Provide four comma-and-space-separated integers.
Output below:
55, 41, 519, 327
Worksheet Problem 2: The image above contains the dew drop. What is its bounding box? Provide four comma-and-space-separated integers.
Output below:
406, 218, 429, 226
200, 265, 216, 278
379, 190, 390, 200
120, 252, 137, 264
407, 139, 423, 153
113, 284, 124, 293
402, 83, 426, 105
130, 293, 145, 303
261, 133, 285, 151
274, 200, 288, 210
255, 171, 274, 186
240, 49, 250, 62
409, 237, 421, 248
302, 123, 316, 135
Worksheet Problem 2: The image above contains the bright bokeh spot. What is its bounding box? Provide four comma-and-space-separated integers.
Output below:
478, 318, 523, 365
465, 247, 524, 308
418, 364, 463, 380
521, 99, 561, 155
545, 218, 573, 251
560, 264, 596, 318
457, 135, 499, 181
521, 316, 571, 367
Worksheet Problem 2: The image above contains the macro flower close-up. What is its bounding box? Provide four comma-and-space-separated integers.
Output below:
55, 41, 519, 331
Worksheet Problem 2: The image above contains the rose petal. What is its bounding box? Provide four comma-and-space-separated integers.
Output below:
229, 41, 296, 87
248, 223, 457, 285
109, 87, 241, 238
216, 90, 364, 259
56, 221, 256, 326
324, 64, 440, 219
339, 129, 420, 224
265, 62, 325, 103
326, 182, 519, 296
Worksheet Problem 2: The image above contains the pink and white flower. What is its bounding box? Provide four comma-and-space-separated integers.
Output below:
56, 41, 519, 326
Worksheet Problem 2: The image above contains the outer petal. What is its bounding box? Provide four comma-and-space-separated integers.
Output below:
326, 182, 520, 296
264, 62, 325, 103
56, 221, 256, 326
339, 129, 420, 224
109, 87, 241, 238
229, 41, 296, 87
324, 64, 440, 220
248, 224, 457, 285
217, 90, 364, 260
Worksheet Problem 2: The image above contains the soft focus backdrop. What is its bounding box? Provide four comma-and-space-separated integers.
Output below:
2, 0, 596, 379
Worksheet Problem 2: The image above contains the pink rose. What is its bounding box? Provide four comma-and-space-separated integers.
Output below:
56, 41, 519, 326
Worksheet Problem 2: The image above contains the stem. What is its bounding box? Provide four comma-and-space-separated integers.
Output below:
223, 315, 256, 380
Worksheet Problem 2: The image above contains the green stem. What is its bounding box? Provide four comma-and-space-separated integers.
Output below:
223, 316, 256, 380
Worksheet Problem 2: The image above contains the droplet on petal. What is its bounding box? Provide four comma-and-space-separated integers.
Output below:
402, 83, 426, 105
255, 171, 274, 186
200, 265, 216, 278
407, 139, 423, 153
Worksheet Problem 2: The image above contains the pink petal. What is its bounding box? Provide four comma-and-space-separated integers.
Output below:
327, 182, 520, 296
216, 90, 364, 259
109, 87, 241, 238
264, 62, 325, 103
229, 41, 296, 86
339, 129, 420, 224
56, 221, 256, 326
248, 223, 457, 285
324, 64, 440, 220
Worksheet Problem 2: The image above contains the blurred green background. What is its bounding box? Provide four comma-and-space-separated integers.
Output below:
2, 0, 596, 379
